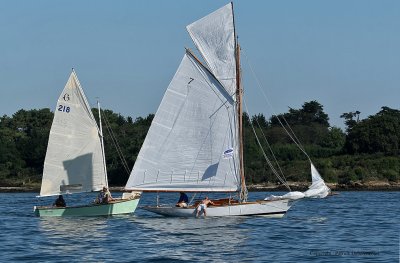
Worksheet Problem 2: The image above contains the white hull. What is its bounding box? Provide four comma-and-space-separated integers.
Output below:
144, 199, 292, 218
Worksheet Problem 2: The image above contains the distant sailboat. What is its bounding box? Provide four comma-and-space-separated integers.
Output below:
34, 70, 140, 217
304, 163, 331, 198
125, 3, 330, 217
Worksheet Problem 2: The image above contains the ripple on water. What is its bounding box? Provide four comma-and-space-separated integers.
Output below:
0, 192, 398, 262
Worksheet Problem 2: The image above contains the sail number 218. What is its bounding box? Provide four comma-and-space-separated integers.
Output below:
58, 105, 71, 113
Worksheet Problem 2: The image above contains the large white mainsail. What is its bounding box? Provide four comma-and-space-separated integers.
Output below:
186, 2, 237, 96
40, 71, 107, 196
125, 50, 240, 192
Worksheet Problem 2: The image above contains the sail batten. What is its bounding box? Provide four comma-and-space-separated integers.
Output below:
39, 72, 107, 197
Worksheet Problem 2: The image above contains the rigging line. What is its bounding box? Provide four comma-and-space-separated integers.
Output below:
101, 111, 131, 175
105, 118, 130, 175
105, 120, 131, 173
102, 115, 125, 169
280, 115, 311, 161
189, 193, 197, 205
243, 97, 291, 191
251, 112, 288, 184
241, 49, 311, 162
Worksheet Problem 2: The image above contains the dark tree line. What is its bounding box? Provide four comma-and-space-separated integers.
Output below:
243, 102, 399, 184
0, 101, 399, 186
342, 107, 400, 155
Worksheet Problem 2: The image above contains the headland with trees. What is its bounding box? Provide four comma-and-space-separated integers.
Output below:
0, 101, 399, 191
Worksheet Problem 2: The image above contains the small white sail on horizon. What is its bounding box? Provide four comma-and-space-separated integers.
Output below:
265, 163, 331, 201
304, 163, 331, 198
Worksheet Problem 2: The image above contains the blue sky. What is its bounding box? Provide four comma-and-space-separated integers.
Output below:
1, 0, 399, 129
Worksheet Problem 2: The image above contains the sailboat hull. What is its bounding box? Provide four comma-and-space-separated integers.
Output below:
34, 197, 140, 217
144, 199, 292, 218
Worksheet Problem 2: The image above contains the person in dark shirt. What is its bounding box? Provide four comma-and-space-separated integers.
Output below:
53, 195, 66, 207
176, 192, 189, 207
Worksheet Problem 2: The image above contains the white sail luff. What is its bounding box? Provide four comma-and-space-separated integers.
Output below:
40, 71, 107, 196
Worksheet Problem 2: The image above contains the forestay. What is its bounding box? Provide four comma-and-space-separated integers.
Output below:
125, 51, 240, 192
40, 71, 107, 196
186, 2, 237, 97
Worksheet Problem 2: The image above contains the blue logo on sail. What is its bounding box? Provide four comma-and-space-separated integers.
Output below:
223, 148, 234, 159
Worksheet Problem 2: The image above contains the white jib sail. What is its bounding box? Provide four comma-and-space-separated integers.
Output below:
125, 51, 240, 192
304, 163, 331, 198
186, 2, 237, 97
265, 163, 330, 200
40, 71, 107, 196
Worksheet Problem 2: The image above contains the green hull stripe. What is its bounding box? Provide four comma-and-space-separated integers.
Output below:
34, 198, 140, 217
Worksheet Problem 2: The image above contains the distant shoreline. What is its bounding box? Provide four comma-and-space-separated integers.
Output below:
247, 181, 400, 192
1, 181, 399, 193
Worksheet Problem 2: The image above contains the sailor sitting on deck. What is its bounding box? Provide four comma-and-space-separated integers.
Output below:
53, 195, 66, 207
96, 187, 114, 204
176, 192, 189, 208
196, 196, 215, 217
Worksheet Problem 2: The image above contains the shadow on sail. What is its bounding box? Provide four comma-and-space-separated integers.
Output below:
201, 162, 219, 181
61, 153, 94, 194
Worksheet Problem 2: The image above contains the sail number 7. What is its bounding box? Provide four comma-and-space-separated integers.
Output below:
58, 105, 71, 113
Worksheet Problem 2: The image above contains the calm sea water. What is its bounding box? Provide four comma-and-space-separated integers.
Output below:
0, 191, 398, 262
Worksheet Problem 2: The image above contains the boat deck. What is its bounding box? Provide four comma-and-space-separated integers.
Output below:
186, 197, 286, 209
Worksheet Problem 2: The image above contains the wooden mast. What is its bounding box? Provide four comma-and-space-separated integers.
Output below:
232, 2, 247, 201
236, 43, 246, 201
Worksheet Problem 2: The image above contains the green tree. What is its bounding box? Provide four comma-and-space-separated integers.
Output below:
340, 111, 360, 132
270, 100, 329, 127
267, 101, 332, 147
345, 107, 400, 155
251, 113, 268, 129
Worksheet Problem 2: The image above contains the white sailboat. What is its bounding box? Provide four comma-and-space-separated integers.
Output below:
125, 3, 328, 217
34, 70, 140, 217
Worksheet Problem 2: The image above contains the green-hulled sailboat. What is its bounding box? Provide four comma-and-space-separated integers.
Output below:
34, 70, 140, 217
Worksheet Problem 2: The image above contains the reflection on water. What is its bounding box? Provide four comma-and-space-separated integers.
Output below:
0, 192, 399, 262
